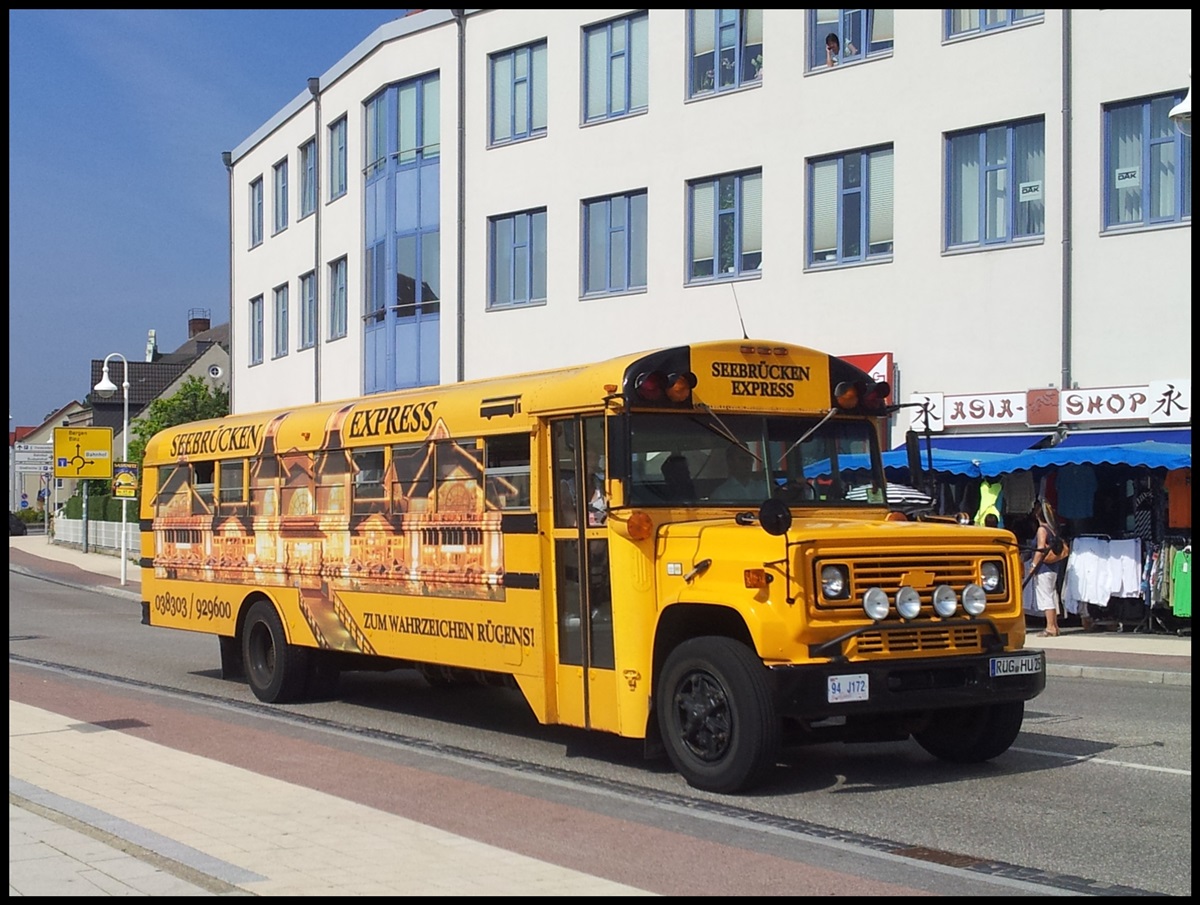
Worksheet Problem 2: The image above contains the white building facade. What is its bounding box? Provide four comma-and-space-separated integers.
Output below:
224, 8, 1191, 449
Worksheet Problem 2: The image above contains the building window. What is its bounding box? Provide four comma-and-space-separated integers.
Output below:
689, 9, 763, 97
1104, 92, 1192, 230
249, 177, 263, 248
273, 284, 289, 358
329, 116, 347, 200
584, 12, 649, 123
366, 91, 388, 178
398, 74, 440, 164
583, 190, 647, 295
945, 9, 1043, 39
687, 169, 762, 282
809, 9, 893, 71
300, 140, 316, 218
490, 42, 548, 145
946, 118, 1044, 249
329, 256, 348, 340
299, 271, 316, 349
273, 158, 288, 234
488, 209, 547, 309
249, 295, 264, 365
809, 146, 893, 267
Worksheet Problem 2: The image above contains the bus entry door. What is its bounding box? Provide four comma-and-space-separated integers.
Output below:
549, 416, 616, 731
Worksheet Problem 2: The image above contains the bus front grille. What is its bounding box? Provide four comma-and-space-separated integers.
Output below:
854, 624, 983, 655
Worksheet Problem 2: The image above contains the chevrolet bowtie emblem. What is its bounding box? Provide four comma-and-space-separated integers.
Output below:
901, 570, 936, 589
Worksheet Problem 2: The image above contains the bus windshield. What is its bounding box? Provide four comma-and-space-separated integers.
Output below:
626, 412, 887, 507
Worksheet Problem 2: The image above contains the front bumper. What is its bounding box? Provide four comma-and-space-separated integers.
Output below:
772, 649, 1046, 720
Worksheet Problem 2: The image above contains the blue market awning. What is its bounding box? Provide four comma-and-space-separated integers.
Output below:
998, 441, 1191, 472
892, 433, 1052, 455
1055, 428, 1191, 448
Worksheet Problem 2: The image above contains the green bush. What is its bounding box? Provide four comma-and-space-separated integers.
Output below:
62, 492, 134, 521
14, 509, 43, 526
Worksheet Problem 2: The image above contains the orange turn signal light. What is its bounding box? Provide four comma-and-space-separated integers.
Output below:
626, 510, 654, 541
744, 569, 770, 589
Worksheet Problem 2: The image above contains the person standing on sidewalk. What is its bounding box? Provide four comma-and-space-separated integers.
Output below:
1027, 500, 1064, 636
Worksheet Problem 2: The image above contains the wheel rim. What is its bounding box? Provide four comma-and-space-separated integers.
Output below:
671, 668, 732, 762
247, 620, 277, 687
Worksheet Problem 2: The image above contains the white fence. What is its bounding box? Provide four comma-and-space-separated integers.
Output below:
52, 517, 140, 561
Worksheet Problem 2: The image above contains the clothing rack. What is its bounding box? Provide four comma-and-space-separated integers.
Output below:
1130, 537, 1191, 636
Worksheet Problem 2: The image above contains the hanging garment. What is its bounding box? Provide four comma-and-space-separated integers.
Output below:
1002, 471, 1036, 517
1056, 464, 1097, 520
1165, 469, 1192, 529
1170, 547, 1191, 618
974, 480, 1002, 526
1107, 538, 1142, 597
1062, 536, 1113, 613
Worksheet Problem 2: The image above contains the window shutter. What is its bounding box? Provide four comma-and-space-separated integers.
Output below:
868, 150, 894, 246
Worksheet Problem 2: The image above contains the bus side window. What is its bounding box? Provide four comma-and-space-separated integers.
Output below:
392, 443, 434, 513
485, 433, 531, 510
218, 459, 248, 517
352, 448, 387, 514
193, 461, 215, 513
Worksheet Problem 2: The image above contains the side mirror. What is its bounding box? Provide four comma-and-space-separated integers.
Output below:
758, 498, 792, 536
905, 429, 924, 489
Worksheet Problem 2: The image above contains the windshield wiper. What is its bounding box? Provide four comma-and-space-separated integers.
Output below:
775, 406, 838, 469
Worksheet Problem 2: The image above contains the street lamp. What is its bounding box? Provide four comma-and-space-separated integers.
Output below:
94, 353, 130, 586
1170, 74, 1191, 136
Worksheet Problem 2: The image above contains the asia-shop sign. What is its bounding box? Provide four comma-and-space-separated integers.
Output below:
909, 380, 1189, 432
1061, 381, 1190, 425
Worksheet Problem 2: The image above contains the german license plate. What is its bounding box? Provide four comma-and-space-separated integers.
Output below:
989, 654, 1041, 677
827, 673, 869, 703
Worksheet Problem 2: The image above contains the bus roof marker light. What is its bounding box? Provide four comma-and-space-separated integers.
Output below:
834, 381, 859, 410
665, 372, 697, 403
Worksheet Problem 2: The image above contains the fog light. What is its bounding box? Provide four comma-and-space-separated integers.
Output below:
896, 586, 921, 620
932, 584, 958, 617
962, 583, 987, 616
862, 587, 889, 621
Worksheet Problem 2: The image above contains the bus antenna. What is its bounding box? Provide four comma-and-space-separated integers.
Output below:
730, 283, 749, 340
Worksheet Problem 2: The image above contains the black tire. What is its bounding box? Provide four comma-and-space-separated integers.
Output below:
914, 701, 1025, 763
657, 636, 780, 794
242, 599, 310, 703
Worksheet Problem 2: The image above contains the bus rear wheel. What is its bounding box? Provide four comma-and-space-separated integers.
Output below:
657, 636, 779, 794
243, 599, 310, 703
914, 701, 1025, 763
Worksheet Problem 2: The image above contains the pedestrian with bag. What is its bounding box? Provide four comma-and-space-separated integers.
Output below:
1026, 499, 1069, 636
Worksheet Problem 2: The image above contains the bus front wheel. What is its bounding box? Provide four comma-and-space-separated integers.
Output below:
914, 701, 1025, 763
657, 636, 779, 794
242, 600, 310, 704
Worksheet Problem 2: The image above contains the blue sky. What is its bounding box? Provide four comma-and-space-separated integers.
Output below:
8, 9, 409, 429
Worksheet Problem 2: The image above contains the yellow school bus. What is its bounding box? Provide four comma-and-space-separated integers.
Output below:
139, 339, 1044, 793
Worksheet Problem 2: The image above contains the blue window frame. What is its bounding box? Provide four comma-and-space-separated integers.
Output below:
945, 9, 1043, 39
809, 9, 893, 71
299, 271, 316, 349
273, 159, 288, 234
363, 74, 441, 394
490, 42, 548, 145
583, 12, 649, 123
687, 169, 762, 282
688, 9, 763, 97
249, 178, 263, 248
249, 295, 264, 365
300, 140, 316, 218
946, 118, 1045, 249
488, 209, 547, 309
273, 284, 289, 358
1103, 92, 1192, 230
583, 190, 647, 295
329, 256, 348, 340
809, 146, 893, 267
329, 116, 347, 200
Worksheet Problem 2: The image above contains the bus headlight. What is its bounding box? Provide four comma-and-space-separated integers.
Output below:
895, 586, 922, 620
821, 564, 849, 599
932, 584, 958, 617
862, 587, 889, 621
979, 561, 1002, 593
962, 583, 987, 616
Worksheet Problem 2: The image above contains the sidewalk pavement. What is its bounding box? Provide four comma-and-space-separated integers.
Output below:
8, 535, 1190, 896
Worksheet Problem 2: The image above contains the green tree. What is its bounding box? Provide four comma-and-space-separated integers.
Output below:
127, 375, 230, 470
